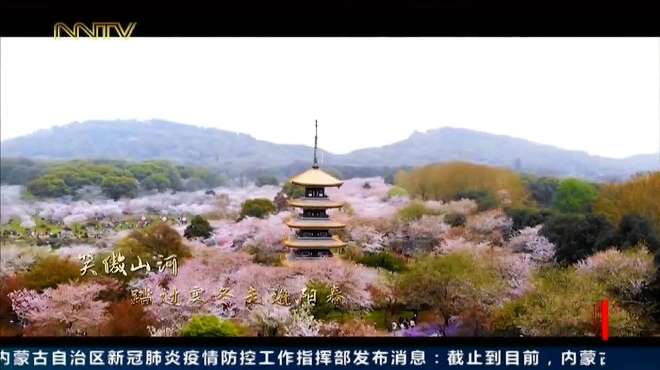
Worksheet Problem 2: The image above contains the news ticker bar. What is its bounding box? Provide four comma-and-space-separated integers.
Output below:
0, 344, 658, 370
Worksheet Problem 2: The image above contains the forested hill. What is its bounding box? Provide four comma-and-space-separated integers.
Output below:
0, 120, 336, 170
1, 120, 657, 180
343, 128, 659, 180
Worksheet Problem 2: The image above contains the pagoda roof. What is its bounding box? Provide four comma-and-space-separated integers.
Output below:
286, 218, 346, 229
290, 168, 343, 187
284, 236, 347, 249
287, 198, 344, 209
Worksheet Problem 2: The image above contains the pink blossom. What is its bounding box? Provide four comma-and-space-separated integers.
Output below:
435, 237, 491, 256
211, 212, 291, 251
496, 252, 533, 298
466, 209, 512, 234
349, 225, 386, 252
1, 183, 281, 226
284, 303, 321, 336
289, 258, 385, 310
130, 248, 255, 329
131, 247, 386, 332
9, 282, 110, 335
434, 238, 533, 298
407, 215, 450, 240
327, 178, 403, 219
1, 245, 38, 276
576, 247, 655, 297
442, 199, 478, 215
507, 225, 555, 264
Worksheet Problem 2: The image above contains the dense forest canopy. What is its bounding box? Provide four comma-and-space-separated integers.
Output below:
1, 158, 225, 199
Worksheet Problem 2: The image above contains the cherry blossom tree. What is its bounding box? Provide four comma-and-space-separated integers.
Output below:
283, 302, 321, 336
1, 245, 37, 277
130, 248, 255, 331
211, 212, 290, 251
407, 215, 450, 240
9, 282, 111, 335
507, 225, 556, 264
442, 199, 479, 216
327, 178, 403, 220
349, 225, 387, 252
467, 209, 513, 235
576, 247, 655, 299
435, 238, 533, 299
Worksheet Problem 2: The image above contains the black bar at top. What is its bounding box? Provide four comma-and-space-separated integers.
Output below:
1, 0, 660, 36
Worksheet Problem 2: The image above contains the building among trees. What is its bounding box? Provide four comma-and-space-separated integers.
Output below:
284, 121, 347, 258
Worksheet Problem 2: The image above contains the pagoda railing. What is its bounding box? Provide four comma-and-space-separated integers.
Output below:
293, 236, 334, 240
298, 214, 330, 219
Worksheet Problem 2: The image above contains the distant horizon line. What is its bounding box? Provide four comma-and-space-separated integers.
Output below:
1, 118, 659, 160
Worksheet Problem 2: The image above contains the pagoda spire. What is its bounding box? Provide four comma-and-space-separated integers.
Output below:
313, 120, 319, 169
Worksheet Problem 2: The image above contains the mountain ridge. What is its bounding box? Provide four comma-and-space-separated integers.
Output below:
2, 119, 658, 180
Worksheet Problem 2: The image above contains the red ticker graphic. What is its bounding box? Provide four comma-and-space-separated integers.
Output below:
601, 299, 608, 341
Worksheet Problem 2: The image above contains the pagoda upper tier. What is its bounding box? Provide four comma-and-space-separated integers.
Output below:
290, 168, 343, 187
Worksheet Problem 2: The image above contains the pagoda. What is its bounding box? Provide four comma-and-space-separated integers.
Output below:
284, 121, 347, 258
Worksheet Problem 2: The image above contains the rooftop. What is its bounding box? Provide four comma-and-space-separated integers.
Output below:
290, 168, 343, 187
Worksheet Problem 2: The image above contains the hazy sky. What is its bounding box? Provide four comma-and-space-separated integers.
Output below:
1, 37, 658, 158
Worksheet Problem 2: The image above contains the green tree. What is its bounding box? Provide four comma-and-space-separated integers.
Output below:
387, 185, 409, 198
524, 176, 560, 208
282, 181, 305, 198
540, 213, 615, 264
553, 178, 598, 214
101, 176, 138, 200
614, 214, 660, 252
396, 252, 505, 332
142, 173, 171, 191
127, 162, 162, 181
594, 172, 660, 232
256, 176, 279, 187
26, 176, 71, 197
505, 207, 554, 232
180, 315, 244, 336
454, 190, 497, 211
20, 255, 80, 290
444, 212, 467, 227
0, 158, 45, 185
184, 215, 213, 239
115, 223, 192, 263
305, 281, 341, 320
239, 198, 277, 220
357, 252, 407, 272
491, 268, 643, 336
246, 245, 283, 266
395, 161, 528, 207
397, 201, 435, 223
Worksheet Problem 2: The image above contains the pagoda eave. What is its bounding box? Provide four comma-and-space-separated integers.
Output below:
284, 236, 347, 249
286, 219, 346, 229
291, 180, 343, 188
287, 199, 344, 209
